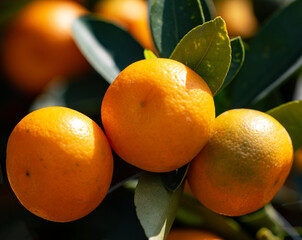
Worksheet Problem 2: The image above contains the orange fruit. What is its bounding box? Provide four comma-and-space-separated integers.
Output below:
1, 0, 89, 96
167, 229, 224, 240
6, 106, 113, 222
187, 109, 293, 216
215, 0, 258, 38
101, 58, 215, 172
94, 0, 154, 51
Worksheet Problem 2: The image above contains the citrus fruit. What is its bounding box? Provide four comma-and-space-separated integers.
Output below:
187, 109, 293, 216
94, 0, 154, 51
1, 0, 89, 95
6, 107, 113, 222
167, 229, 224, 240
215, 0, 258, 38
101, 58, 215, 173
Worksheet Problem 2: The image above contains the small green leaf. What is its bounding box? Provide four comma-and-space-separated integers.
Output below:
232, 0, 302, 107
170, 17, 231, 96
161, 164, 189, 192
150, 0, 205, 58
72, 15, 144, 84
144, 49, 157, 59
135, 172, 184, 240
267, 100, 302, 151
218, 37, 245, 93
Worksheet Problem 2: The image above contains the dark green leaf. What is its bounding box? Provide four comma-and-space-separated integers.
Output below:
30, 71, 109, 118
267, 100, 302, 151
232, 0, 302, 107
200, 0, 216, 22
135, 172, 184, 240
144, 49, 157, 59
170, 17, 231, 96
72, 15, 144, 84
161, 164, 189, 192
149, 0, 205, 58
218, 37, 245, 93
237, 204, 299, 239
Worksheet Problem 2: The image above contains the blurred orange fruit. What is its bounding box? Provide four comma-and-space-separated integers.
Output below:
188, 109, 293, 216
6, 107, 113, 222
215, 0, 258, 38
167, 229, 224, 240
94, 0, 154, 51
1, 0, 89, 96
101, 58, 215, 172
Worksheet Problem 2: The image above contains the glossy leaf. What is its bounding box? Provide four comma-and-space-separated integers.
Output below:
200, 0, 216, 22
135, 172, 184, 240
161, 164, 189, 192
149, 0, 205, 58
232, 0, 302, 107
267, 100, 302, 151
72, 15, 144, 84
170, 17, 231, 95
218, 37, 245, 93
144, 49, 157, 59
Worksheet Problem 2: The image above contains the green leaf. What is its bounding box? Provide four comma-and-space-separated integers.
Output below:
232, 0, 302, 107
170, 17, 231, 96
178, 195, 254, 240
267, 100, 302, 151
150, 0, 205, 58
161, 164, 189, 192
238, 204, 299, 239
134, 172, 184, 240
30, 71, 109, 118
200, 0, 216, 22
218, 37, 245, 93
72, 15, 144, 84
144, 49, 157, 59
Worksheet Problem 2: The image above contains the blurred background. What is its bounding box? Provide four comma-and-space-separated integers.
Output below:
0, 0, 301, 239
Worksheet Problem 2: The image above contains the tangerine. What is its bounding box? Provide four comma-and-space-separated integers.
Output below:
1, 0, 89, 95
6, 107, 113, 222
215, 0, 258, 38
187, 109, 293, 216
94, 0, 154, 51
167, 229, 224, 240
101, 58, 215, 172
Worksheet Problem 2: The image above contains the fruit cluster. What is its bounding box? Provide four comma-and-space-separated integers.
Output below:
6, 57, 293, 223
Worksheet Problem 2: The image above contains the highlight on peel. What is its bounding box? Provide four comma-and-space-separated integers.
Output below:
101, 58, 215, 173
187, 109, 293, 216
6, 107, 113, 222
94, 0, 154, 51
167, 228, 224, 240
1, 0, 89, 96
